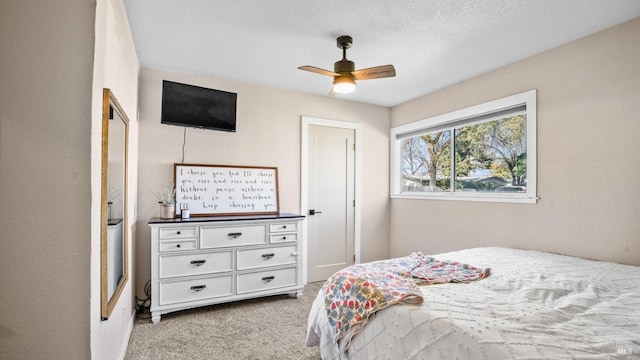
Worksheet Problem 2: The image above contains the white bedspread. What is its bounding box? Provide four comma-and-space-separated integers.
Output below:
306, 247, 640, 359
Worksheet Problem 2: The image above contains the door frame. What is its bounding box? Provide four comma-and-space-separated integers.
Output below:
301, 116, 362, 284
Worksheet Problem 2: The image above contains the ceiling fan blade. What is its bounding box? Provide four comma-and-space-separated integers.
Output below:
352, 65, 396, 80
298, 65, 340, 77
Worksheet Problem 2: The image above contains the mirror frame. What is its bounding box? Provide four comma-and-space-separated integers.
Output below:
101, 88, 129, 320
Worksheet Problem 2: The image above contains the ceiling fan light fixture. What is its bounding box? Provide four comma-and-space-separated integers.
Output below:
298, 35, 395, 96
332, 76, 356, 94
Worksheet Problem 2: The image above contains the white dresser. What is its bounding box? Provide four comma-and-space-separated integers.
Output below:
149, 213, 305, 324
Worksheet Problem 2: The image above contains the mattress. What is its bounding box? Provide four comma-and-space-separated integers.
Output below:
306, 247, 640, 359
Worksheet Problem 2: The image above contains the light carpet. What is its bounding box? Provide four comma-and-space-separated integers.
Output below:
125, 282, 323, 360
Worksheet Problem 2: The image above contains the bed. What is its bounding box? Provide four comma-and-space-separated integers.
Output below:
306, 247, 639, 359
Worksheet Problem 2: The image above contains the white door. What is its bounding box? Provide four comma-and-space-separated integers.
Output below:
306, 124, 355, 282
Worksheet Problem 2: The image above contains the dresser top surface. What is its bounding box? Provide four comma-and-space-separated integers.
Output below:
149, 212, 304, 225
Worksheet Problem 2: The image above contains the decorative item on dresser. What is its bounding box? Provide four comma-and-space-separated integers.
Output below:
148, 213, 305, 324
150, 184, 176, 219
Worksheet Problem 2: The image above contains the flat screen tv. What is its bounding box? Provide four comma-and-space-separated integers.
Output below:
161, 80, 237, 132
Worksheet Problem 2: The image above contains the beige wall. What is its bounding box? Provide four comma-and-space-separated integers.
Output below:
0, 1, 96, 359
0, 1, 139, 358
1, 3, 636, 357
135, 68, 391, 296
390, 18, 640, 266
91, 0, 140, 359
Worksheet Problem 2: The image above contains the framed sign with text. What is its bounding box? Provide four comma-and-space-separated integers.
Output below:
173, 164, 279, 217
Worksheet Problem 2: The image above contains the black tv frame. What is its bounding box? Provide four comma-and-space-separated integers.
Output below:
161, 80, 237, 132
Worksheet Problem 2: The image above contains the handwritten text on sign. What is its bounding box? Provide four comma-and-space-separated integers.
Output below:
174, 164, 279, 216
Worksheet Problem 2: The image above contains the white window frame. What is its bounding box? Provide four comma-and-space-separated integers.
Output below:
390, 90, 537, 204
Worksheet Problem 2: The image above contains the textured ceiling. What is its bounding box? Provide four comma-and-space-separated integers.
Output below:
124, 0, 640, 107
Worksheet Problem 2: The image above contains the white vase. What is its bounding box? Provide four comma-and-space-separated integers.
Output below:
160, 204, 175, 219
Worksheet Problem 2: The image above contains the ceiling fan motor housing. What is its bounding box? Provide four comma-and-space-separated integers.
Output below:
334, 59, 355, 75
335, 35, 355, 76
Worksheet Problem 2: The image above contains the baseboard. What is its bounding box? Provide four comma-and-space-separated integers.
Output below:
117, 310, 136, 360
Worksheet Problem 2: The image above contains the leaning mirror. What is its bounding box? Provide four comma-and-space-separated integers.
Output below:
101, 88, 129, 320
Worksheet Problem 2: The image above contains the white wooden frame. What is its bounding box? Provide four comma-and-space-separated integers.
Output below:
390, 90, 538, 204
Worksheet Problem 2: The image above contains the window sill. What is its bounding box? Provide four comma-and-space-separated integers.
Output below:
390, 192, 538, 204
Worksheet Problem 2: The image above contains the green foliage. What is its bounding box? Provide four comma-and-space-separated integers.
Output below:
402, 114, 527, 191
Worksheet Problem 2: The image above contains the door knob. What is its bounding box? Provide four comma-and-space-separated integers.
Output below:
308, 209, 323, 215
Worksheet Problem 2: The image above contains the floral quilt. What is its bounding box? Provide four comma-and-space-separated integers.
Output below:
321, 252, 491, 352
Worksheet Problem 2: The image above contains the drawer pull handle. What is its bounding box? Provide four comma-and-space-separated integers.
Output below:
190, 285, 206, 292
177, 231, 181, 235
282, 225, 287, 229
281, 236, 287, 241
176, 244, 181, 248
261, 253, 275, 260
228, 232, 242, 239
190, 260, 206, 266
262, 276, 275, 283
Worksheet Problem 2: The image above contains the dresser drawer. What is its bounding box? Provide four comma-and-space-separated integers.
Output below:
237, 245, 297, 270
269, 222, 299, 233
200, 224, 266, 248
159, 226, 198, 239
269, 233, 298, 244
159, 251, 233, 279
159, 275, 233, 305
159, 239, 197, 252
237, 267, 297, 294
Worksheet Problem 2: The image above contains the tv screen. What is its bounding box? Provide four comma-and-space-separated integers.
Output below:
161, 80, 237, 132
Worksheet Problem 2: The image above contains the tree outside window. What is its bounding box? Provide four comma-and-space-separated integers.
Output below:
401, 114, 527, 193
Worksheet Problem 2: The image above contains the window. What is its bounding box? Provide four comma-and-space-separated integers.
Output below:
390, 90, 537, 203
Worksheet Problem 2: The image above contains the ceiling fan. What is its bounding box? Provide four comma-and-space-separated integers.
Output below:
298, 35, 396, 94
